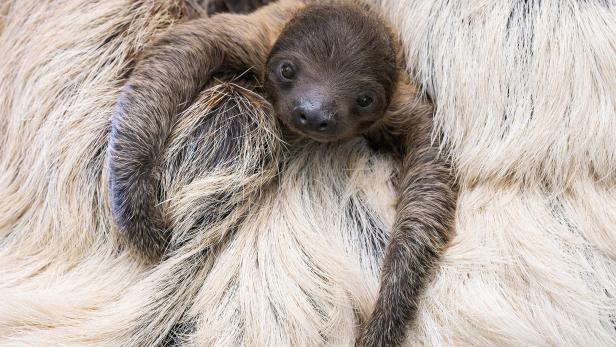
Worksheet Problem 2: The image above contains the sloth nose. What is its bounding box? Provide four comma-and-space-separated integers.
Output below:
293, 104, 334, 133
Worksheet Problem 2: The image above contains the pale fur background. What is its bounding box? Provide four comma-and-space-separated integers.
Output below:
0, 0, 615, 346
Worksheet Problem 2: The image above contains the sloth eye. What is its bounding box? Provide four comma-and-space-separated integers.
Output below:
357, 95, 374, 108
280, 63, 296, 80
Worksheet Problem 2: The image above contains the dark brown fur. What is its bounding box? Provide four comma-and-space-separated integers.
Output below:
108, 1, 457, 345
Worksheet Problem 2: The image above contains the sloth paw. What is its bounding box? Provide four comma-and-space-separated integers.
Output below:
356, 312, 407, 347
207, 0, 273, 16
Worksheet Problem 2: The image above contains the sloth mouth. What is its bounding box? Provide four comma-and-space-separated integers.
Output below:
288, 124, 337, 142
278, 116, 340, 143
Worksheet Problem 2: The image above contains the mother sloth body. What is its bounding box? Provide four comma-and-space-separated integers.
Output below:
0, 0, 614, 346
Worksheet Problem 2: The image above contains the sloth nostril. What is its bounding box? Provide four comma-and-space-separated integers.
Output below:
299, 113, 307, 123
318, 122, 328, 131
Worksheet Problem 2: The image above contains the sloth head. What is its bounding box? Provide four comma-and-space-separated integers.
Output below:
265, 4, 398, 142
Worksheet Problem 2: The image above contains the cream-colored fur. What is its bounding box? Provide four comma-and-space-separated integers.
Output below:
0, 0, 614, 346
380, 1, 616, 344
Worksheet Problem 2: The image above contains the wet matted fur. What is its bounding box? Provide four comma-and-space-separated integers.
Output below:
0, 0, 615, 346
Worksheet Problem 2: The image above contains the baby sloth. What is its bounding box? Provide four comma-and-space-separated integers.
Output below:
258, 6, 457, 344
108, 0, 457, 346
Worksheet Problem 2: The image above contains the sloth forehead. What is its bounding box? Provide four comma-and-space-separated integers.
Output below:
269, 4, 398, 95
274, 6, 392, 59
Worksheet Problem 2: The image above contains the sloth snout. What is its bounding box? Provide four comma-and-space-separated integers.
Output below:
292, 103, 336, 133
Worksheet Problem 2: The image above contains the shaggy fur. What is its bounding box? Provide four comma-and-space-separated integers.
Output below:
0, 0, 615, 346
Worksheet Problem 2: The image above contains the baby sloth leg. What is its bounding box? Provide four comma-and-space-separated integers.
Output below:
358, 87, 457, 346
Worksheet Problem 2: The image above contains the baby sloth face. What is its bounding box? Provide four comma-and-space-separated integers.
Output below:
264, 5, 398, 142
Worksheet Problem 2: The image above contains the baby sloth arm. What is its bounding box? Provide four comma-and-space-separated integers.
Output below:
359, 82, 457, 346
108, 1, 302, 262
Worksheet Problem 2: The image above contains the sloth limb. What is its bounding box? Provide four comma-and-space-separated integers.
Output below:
108, 0, 304, 262
359, 82, 457, 346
